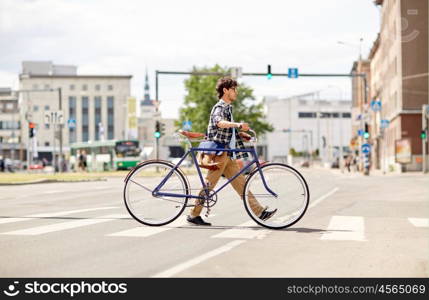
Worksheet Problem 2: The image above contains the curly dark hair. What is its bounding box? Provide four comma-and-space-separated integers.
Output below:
216, 77, 238, 99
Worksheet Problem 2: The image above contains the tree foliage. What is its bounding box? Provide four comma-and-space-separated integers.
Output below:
176, 65, 273, 137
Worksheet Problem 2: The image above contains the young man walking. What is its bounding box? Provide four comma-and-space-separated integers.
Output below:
187, 77, 277, 226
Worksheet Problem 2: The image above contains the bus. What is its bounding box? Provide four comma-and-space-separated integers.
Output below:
69, 139, 141, 171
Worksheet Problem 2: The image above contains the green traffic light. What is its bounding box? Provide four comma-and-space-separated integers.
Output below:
363, 132, 370, 139
267, 74, 272, 80
421, 131, 427, 139
154, 132, 161, 138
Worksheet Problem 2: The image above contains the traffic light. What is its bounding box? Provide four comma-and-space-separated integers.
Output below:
363, 123, 370, 139
29, 122, 36, 138
421, 129, 427, 140
154, 121, 161, 138
267, 64, 272, 79
159, 122, 165, 137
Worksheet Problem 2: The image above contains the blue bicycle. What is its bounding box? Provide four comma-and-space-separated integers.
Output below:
123, 129, 310, 229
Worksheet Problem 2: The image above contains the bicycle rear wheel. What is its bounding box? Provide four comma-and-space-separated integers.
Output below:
124, 161, 189, 226
243, 163, 309, 229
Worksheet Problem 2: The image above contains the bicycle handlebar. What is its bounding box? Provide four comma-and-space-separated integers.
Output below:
176, 128, 258, 145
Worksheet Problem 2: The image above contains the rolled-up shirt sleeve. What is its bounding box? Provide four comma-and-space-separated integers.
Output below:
212, 106, 224, 126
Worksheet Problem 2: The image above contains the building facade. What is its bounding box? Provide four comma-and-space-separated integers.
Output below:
0, 88, 21, 161
19, 61, 132, 162
368, 0, 428, 172
265, 94, 352, 163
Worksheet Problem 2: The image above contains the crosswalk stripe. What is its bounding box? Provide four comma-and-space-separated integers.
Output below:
1, 214, 128, 236
320, 216, 366, 241
211, 220, 269, 239
408, 218, 429, 228
107, 216, 188, 237
0, 207, 119, 225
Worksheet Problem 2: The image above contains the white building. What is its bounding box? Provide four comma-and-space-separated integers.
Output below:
19, 61, 132, 163
265, 93, 352, 163
0, 88, 21, 160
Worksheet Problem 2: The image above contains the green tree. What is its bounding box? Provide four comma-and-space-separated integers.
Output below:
176, 65, 273, 137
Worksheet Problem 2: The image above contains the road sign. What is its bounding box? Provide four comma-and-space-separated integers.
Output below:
68, 119, 76, 129
358, 129, 364, 136
370, 100, 381, 112
288, 68, 299, 79
362, 143, 371, 154
44, 111, 64, 125
183, 120, 192, 131
380, 119, 390, 129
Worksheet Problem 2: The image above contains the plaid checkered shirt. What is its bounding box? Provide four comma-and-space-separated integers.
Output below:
206, 99, 249, 159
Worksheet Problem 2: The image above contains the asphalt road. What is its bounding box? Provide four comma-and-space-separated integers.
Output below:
0, 167, 428, 277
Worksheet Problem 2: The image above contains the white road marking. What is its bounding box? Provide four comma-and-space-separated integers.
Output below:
211, 220, 269, 239
42, 190, 62, 194
320, 216, 366, 241
408, 218, 429, 228
108, 216, 188, 237
1, 214, 127, 235
309, 187, 339, 209
0, 207, 119, 225
151, 240, 245, 278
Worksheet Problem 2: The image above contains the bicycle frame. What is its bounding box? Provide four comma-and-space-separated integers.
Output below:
152, 146, 278, 201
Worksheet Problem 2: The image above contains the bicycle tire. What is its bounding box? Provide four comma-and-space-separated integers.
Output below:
124, 160, 190, 226
242, 162, 310, 229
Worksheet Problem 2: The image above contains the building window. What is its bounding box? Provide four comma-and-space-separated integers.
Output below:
298, 112, 316, 118
33, 105, 39, 112
82, 84, 88, 91
45, 124, 50, 129
107, 96, 114, 139
107, 85, 113, 91
341, 112, 351, 118
82, 96, 89, 142
332, 113, 339, 118
69, 96, 77, 143
44, 84, 50, 90
94, 96, 102, 140
70, 84, 75, 91
95, 84, 101, 91
320, 112, 332, 118
44, 105, 50, 111
45, 142, 50, 146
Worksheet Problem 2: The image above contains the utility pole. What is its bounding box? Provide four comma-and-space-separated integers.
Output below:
58, 87, 63, 172
423, 104, 428, 173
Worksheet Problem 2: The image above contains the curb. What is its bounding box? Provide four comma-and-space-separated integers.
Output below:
0, 177, 107, 186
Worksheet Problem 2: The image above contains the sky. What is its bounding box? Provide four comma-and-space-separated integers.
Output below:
0, 0, 381, 118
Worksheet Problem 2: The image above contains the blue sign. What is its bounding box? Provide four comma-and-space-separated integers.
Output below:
370, 100, 382, 112
182, 120, 192, 131
362, 143, 371, 154
67, 119, 76, 129
288, 68, 299, 79
358, 129, 364, 136
380, 119, 390, 129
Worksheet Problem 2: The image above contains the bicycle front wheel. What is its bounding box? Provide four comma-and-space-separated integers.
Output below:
124, 161, 189, 226
243, 163, 310, 229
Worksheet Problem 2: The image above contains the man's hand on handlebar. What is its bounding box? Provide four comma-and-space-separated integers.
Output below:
239, 122, 250, 131
238, 132, 252, 141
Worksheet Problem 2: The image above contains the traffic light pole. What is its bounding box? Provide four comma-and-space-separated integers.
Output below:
423, 104, 428, 174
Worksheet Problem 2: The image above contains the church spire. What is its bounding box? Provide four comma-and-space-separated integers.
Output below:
141, 69, 153, 106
